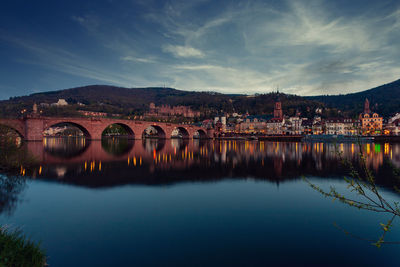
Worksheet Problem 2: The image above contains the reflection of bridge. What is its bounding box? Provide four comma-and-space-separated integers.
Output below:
27, 139, 201, 165
18, 139, 400, 188
0, 117, 209, 141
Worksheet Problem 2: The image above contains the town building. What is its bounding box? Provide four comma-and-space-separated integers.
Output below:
284, 112, 303, 135
78, 110, 108, 117
145, 103, 200, 118
51, 99, 68, 106
385, 113, 400, 135
359, 98, 383, 135
312, 121, 323, 135
239, 115, 269, 134
325, 118, 358, 135
301, 119, 313, 135
266, 96, 284, 134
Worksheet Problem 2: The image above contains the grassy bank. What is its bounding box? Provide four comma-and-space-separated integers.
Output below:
0, 226, 46, 266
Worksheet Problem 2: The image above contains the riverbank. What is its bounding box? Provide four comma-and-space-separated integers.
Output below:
374, 135, 400, 143
213, 134, 400, 143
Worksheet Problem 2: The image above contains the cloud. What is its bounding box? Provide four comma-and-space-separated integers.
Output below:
121, 56, 156, 63
166, 64, 273, 93
2, 0, 400, 97
162, 45, 205, 58
0, 34, 160, 88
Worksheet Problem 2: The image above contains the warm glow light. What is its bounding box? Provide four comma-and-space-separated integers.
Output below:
384, 143, 389, 155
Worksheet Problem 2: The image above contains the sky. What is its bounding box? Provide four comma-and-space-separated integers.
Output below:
0, 0, 399, 100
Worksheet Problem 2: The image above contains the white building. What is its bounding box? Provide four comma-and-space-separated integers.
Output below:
266, 118, 284, 135
325, 118, 358, 135
52, 99, 68, 106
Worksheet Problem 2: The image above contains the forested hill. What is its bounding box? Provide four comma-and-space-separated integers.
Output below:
305, 79, 400, 118
0, 85, 322, 118
0, 79, 399, 118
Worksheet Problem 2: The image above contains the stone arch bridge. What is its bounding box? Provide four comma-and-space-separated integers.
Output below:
0, 117, 209, 141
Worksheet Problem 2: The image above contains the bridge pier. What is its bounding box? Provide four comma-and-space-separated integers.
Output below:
25, 118, 44, 141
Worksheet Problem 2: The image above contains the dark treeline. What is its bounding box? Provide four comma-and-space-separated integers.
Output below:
0, 79, 399, 119
306, 79, 400, 118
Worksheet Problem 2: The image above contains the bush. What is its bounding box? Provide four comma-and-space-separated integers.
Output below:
0, 226, 46, 266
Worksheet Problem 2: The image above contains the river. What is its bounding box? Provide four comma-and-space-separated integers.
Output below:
1, 138, 400, 266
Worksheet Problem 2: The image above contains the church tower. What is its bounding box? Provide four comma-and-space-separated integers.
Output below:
274, 95, 283, 119
364, 98, 371, 114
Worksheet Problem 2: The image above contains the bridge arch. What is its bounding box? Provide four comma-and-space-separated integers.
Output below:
0, 123, 25, 139
194, 129, 208, 139
101, 123, 135, 139
142, 125, 166, 139
172, 127, 190, 139
44, 121, 91, 139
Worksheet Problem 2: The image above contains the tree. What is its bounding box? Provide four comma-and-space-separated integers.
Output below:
304, 142, 400, 247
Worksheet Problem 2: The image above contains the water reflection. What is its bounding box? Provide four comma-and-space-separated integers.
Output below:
142, 138, 165, 152
0, 175, 26, 216
102, 137, 134, 156
17, 138, 400, 188
44, 137, 89, 159
2, 138, 400, 266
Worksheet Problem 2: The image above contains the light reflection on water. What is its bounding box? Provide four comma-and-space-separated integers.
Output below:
1, 137, 400, 266
23, 137, 400, 185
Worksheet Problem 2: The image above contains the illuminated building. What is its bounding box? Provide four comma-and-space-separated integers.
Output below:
359, 98, 383, 135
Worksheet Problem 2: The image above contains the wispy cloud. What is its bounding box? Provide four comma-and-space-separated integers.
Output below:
0, 34, 159, 88
121, 56, 156, 63
1, 0, 399, 97
162, 45, 204, 58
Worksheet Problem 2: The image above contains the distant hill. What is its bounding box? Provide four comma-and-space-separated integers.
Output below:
306, 79, 400, 118
0, 79, 399, 119
0, 85, 322, 119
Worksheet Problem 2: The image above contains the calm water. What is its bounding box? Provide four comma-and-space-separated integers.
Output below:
1, 138, 400, 266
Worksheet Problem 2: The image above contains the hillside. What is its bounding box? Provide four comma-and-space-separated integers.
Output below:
306, 79, 400, 117
0, 79, 399, 119
0, 85, 323, 119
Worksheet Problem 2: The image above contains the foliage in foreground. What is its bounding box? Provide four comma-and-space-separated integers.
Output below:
0, 126, 37, 172
305, 143, 400, 248
0, 226, 46, 267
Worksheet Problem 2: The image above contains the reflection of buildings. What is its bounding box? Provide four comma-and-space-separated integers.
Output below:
22, 138, 400, 188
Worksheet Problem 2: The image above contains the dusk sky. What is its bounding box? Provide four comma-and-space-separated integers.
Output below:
1, 0, 399, 100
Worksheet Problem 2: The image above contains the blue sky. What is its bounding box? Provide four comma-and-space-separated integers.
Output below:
0, 0, 399, 99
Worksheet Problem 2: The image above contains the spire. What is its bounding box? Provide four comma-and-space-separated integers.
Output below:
274, 95, 283, 119
364, 98, 371, 114
33, 103, 38, 114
